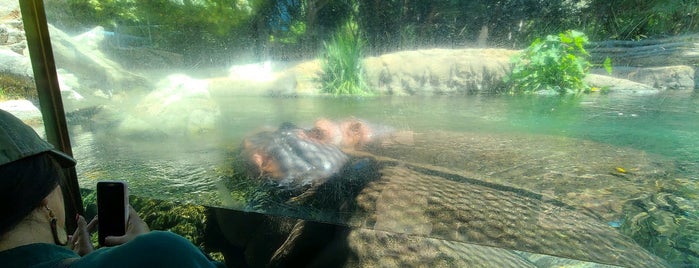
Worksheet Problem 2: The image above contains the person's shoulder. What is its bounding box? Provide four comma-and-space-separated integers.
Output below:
0, 243, 78, 268
76, 231, 225, 268
130, 230, 195, 248
119, 231, 213, 262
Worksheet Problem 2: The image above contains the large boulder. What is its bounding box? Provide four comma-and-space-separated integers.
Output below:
591, 65, 696, 90
212, 49, 517, 96
363, 48, 515, 95
1, 3, 153, 109
208, 61, 298, 97
0, 11, 26, 55
48, 25, 151, 102
585, 74, 659, 95
0, 48, 33, 92
116, 74, 220, 139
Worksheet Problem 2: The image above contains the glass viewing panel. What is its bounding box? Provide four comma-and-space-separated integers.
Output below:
8, 0, 696, 266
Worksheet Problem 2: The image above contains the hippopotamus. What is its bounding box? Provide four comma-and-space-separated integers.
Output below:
238, 118, 392, 189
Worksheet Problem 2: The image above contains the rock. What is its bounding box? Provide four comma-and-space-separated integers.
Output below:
213, 48, 682, 97
364, 48, 515, 95
0, 48, 35, 99
282, 60, 322, 95
0, 0, 19, 20
621, 188, 699, 266
0, 48, 32, 78
116, 74, 220, 139
72, 26, 108, 52
104, 47, 184, 69
585, 74, 659, 95
1, 14, 154, 109
0, 3, 26, 55
0, 99, 41, 123
209, 61, 299, 97
48, 24, 151, 99
71, 26, 185, 70
56, 69, 85, 101
216, 49, 517, 96
591, 66, 696, 90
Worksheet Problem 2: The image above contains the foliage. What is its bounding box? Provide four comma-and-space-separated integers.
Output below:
319, 16, 370, 95
270, 20, 307, 44
505, 30, 596, 95
46, 0, 268, 65
356, 0, 588, 52
0, 76, 35, 101
81, 189, 209, 249
44, 0, 699, 66
129, 196, 208, 246
583, 0, 699, 40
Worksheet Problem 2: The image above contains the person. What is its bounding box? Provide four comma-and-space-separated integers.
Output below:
0, 109, 225, 267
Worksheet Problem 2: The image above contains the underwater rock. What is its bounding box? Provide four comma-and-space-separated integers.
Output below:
621, 189, 699, 266
341, 154, 669, 267
222, 145, 670, 267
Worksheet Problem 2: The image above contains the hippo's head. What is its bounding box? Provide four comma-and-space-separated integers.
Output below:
239, 123, 349, 188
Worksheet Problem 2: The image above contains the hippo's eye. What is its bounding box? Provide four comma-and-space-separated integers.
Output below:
306, 128, 325, 140
350, 122, 361, 133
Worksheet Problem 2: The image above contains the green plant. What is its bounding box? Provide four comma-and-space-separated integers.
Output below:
505, 30, 596, 95
81, 189, 211, 251
319, 17, 370, 96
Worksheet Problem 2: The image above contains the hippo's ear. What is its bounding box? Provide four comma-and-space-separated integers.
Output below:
252, 152, 266, 168
279, 122, 298, 131
252, 151, 283, 178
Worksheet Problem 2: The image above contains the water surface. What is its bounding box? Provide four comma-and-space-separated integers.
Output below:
73, 91, 699, 200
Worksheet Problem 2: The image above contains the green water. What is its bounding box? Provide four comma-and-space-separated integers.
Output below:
215, 92, 699, 176
74, 91, 699, 200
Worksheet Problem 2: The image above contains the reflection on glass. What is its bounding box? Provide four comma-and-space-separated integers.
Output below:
5, 0, 695, 266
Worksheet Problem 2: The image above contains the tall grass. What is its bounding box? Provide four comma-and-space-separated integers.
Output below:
320, 19, 370, 95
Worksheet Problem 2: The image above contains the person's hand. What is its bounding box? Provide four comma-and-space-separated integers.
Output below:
69, 215, 97, 256
103, 205, 150, 246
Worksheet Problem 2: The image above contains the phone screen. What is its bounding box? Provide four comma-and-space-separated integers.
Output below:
97, 181, 128, 246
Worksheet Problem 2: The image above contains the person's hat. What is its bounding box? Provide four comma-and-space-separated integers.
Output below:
0, 109, 76, 168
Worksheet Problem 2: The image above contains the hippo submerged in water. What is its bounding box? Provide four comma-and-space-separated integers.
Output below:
238, 118, 391, 190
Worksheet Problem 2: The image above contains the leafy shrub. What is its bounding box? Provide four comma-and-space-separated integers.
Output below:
319, 18, 370, 95
505, 30, 609, 95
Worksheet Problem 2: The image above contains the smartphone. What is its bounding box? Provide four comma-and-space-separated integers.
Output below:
96, 181, 129, 246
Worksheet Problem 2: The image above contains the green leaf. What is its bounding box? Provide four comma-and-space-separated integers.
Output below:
603, 57, 613, 75
504, 30, 593, 95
